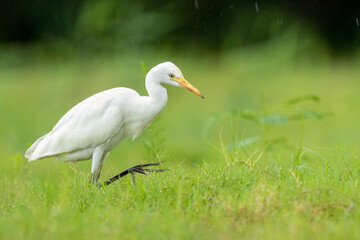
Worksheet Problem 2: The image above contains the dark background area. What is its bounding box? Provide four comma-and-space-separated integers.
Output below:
1, 0, 359, 53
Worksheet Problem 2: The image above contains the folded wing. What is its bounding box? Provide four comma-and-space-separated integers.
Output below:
25, 88, 138, 161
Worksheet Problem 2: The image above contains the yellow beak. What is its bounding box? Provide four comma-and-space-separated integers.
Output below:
173, 77, 205, 99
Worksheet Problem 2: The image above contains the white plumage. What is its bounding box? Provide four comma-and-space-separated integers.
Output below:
25, 62, 204, 184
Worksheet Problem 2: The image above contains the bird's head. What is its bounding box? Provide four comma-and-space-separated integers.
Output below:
147, 62, 204, 99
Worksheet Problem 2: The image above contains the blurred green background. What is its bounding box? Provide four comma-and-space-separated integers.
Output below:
0, 0, 360, 177
1, 1, 360, 239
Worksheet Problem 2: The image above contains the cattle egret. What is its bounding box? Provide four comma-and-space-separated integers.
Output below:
25, 62, 204, 186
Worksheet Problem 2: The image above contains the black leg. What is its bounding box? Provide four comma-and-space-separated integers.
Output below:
97, 162, 168, 187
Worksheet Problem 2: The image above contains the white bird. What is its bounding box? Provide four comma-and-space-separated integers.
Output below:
25, 62, 204, 186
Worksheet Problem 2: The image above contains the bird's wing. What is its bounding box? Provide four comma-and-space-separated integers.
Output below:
26, 88, 139, 161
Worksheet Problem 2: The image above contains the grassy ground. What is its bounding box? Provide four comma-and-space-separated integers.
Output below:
0, 39, 360, 239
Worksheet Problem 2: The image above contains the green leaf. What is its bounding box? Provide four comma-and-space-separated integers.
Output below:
140, 61, 149, 77
285, 95, 320, 105
259, 114, 288, 125
227, 136, 260, 150
301, 109, 324, 119
302, 147, 326, 161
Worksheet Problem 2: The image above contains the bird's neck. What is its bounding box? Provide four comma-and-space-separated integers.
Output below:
145, 78, 168, 109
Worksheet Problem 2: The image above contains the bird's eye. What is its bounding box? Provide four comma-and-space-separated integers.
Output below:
169, 73, 175, 78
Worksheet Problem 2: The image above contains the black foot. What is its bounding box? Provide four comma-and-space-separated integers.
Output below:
97, 162, 168, 187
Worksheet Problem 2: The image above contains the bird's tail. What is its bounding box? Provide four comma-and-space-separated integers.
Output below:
25, 134, 48, 161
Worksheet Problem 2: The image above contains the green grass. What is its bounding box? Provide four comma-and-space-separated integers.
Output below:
0, 38, 360, 239
1, 148, 359, 239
